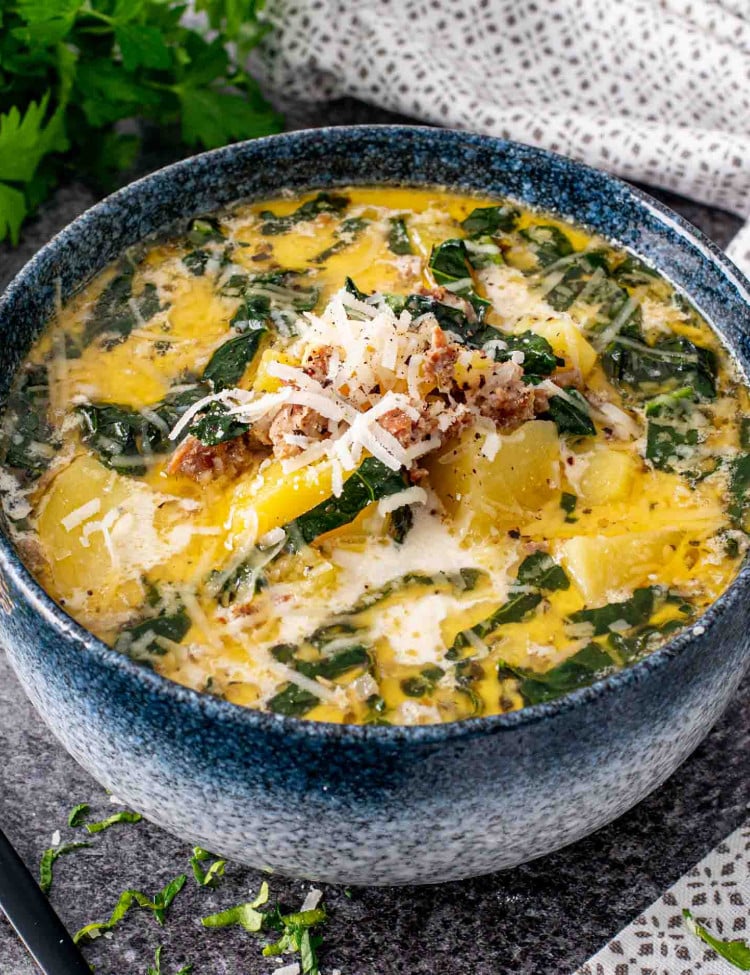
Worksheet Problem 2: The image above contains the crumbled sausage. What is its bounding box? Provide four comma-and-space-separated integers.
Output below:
167, 434, 259, 482
268, 403, 330, 459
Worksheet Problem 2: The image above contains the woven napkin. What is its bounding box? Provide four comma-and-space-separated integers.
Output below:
256, 0, 750, 275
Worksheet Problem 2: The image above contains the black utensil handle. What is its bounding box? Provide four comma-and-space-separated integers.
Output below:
0, 827, 91, 975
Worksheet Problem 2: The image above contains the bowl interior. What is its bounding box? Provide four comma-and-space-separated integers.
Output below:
2, 124, 750, 739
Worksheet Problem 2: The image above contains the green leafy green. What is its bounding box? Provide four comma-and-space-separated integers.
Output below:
516, 552, 569, 591
537, 250, 613, 312
67, 802, 90, 827
613, 255, 658, 287
266, 683, 321, 717
403, 293, 495, 346
568, 587, 657, 635
561, 491, 578, 523
449, 592, 542, 656
507, 642, 615, 705
84, 810, 142, 834
227, 269, 320, 336
114, 606, 192, 658
208, 534, 286, 607
351, 568, 484, 613
388, 216, 412, 255
203, 326, 267, 390
401, 665, 445, 698
644, 386, 700, 471
489, 330, 559, 377
39, 841, 91, 895
389, 504, 414, 544
603, 333, 717, 400
461, 204, 520, 236
520, 224, 574, 267
201, 881, 269, 931
189, 847, 227, 887
3, 364, 59, 479
287, 457, 408, 550
83, 269, 162, 348
464, 236, 503, 269
0, 2, 281, 244
543, 388, 596, 436
729, 454, 750, 530
429, 238, 471, 286
260, 192, 349, 235
683, 910, 750, 970
77, 402, 148, 475
190, 401, 250, 447
74, 873, 187, 942
146, 945, 194, 975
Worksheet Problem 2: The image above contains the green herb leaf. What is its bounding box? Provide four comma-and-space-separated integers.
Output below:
114, 606, 191, 658
203, 326, 267, 390
461, 204, 520, 236
74, 873, 186, 943
543, 388, 596, 436
490, 330, 559, 377
429, 238, 471, 286
39, 842, 91, 895
201, 881, 270, 931
84, 810, 142, 834
387, 216, 412, 255
67, 803, 90, 827
450, 592, 542, 655
645, 386, 701, 471
266, 683, 321, 717
287, 457, 407, 550
568, 586, 657, 636
189, 846, 227, 887
520, 224, 574, 268
509, 642, 615, 705
683, 910, 750, 970
603, 334, 716, 400
313, 215, 368, 263
516, 552, 569, 591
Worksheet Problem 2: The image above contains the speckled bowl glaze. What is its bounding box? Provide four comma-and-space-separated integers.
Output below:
1, 127, 749, 885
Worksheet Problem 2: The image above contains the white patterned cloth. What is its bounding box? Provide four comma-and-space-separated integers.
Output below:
256, 0, 750, 275
576, 822, 750, 975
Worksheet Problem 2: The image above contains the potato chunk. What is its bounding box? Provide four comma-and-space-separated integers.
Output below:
557, 529, 683, 604
428, 420, 560, 534
523, 317, 597, 377
573, 445, 638, 506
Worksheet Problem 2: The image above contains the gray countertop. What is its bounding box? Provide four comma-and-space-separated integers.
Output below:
1, 101, 748, 975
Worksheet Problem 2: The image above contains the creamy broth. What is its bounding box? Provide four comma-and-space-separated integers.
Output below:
3, 186, 748, 724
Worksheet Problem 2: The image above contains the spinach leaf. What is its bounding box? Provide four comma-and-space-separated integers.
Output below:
729, 454, 750, 529
229, 270, 319, 335
603, 334, 717, 400
287, 457, 407, 550
401, 665, 445, 698
449, 592, 542, 656
260, 192, 349, 235
267, 683, 321, 717
403, 293, 492, 343
182, 249, 210, 276
351, 568, 484, 614
429, 238, 471, 286
461, 204, 520, 236
539, 250, 611, 312
644, 386, 700, 471
389, 504, 414, 544
567, 586, 657, 636
388, 216, 412, 255
489, 330, 559, 377
683, 910, 750, 971
189, 402, 249, 447
294, 645, 370, 682
516, 552, 569, 591
114, 606, 192, 658
561, 491, 578, 522
543, 388, 596, 436
143, 385, 210, 453
3, 364, 58, 478
84, 268, 163, 347
520, 224, 574, 268
343, 276, 370, 302
203, 326, 267, 390
187, 216, 224, 246
77, 403, 147, 475
511, 642, 615, 705
313, 216, 368, 264
208, 535, 286, 608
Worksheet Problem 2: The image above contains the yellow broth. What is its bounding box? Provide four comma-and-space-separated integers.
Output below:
2, 186, 748, 725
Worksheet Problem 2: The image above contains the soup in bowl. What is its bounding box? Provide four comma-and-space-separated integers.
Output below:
0, 127, 748, 883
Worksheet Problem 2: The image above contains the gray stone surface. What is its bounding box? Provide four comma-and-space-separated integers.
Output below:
1, 102, 748, 975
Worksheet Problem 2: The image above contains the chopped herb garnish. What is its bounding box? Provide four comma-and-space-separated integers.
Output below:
74, 873, 187, 943
67, 803, 90, 828
201, 881, 270, 932
683, 909, 750, 970
85, 810, 143, 834
189, 847, 227, 887
39, 842, 91, 895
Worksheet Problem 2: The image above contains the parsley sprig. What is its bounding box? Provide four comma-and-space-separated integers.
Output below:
0, 0, 281, 244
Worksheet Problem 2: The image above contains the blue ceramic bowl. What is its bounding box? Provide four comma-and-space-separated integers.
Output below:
1, 127, 749, 885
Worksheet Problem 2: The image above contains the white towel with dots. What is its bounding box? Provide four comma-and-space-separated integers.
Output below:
256, 0, 750, 275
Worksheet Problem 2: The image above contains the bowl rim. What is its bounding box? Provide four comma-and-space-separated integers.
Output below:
2, 122, 750, 744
